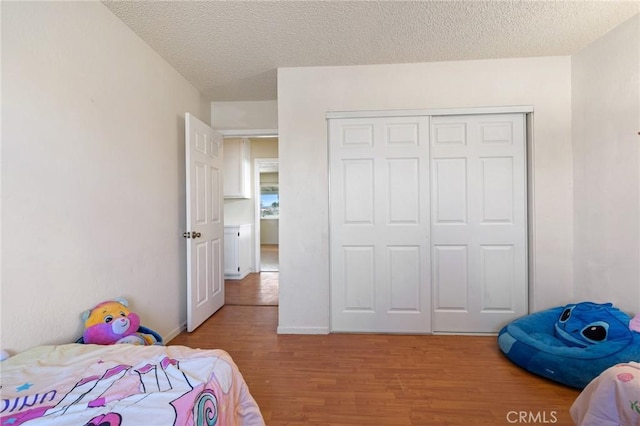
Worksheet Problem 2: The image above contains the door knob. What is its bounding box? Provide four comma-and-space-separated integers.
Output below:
193, 232, 202, 238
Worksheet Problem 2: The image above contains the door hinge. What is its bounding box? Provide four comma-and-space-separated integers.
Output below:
183, 232, 191, 238
237, 267, 240, 272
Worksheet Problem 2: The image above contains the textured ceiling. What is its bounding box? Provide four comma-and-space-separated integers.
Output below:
103, 1, 640, 101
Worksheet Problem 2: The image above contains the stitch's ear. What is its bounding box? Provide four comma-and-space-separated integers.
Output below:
81, 309, 91, 322
114, 297, 129, 307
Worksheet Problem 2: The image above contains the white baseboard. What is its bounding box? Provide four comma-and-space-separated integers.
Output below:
276, 326, 329, 335
163, 322, 187, 344
432, 331, 498, 336
224, 270, 251, 280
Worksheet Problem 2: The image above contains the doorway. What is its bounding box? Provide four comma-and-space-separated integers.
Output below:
255, 158, 279, 272
224, 154, 279, 306
221, 133, 280, 307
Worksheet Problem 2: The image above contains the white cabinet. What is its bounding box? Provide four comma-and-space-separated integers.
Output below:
223, 138, 251, 198
224, 224, 252, 279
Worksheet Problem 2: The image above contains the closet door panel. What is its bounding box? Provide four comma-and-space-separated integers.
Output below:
330, 116, 431, 333
329, 111, 528, 334
431, 114, 527, 333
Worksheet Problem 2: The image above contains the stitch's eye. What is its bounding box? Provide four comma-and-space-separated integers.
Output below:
560, 308, 572, 322
582, 322, 608, 342
119, 311, 126, 317
104, 315, 114, 323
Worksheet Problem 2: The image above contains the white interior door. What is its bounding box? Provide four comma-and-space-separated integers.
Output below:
329, 116, 431, 333
185, 113, 225, 332
431, 113, 527, 333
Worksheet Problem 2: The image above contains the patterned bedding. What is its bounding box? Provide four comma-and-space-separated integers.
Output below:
570, 362, 640, 426
0, 343, 264, 425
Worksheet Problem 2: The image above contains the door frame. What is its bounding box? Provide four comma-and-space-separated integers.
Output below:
326, 105, 535, 333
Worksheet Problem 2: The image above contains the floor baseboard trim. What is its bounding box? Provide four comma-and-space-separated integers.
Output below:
277, 326, 329, 335
164, 322, 187, 343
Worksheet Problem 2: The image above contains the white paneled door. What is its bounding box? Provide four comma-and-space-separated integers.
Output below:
329, 111, 527, 334
329, 116, 432, 332
431, 114, 527, 333
185, 113, 225, 332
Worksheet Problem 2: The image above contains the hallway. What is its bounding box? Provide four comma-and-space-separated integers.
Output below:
260, 244, 279, 272
225, 272, 278, 306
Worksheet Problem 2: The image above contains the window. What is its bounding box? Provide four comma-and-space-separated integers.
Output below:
260, 184, 279, 219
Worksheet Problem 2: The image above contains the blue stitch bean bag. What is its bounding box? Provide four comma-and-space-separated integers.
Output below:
498, 302, 640, 389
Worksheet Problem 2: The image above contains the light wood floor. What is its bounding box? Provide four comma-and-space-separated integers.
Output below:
169, 303, 580, 425
261, 244, 279, 272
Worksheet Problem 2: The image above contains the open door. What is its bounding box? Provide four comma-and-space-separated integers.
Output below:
185, 113, 225, 332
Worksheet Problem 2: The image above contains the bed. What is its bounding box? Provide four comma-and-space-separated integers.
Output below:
0, 343, 265, 425
570, 362, 640, 425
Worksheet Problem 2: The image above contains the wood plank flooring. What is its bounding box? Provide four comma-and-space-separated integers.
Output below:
261, 244, 279, 272
225, 272, 279, 306
169, 305, 581, 425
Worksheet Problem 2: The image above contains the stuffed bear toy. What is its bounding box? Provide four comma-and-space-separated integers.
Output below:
82, 298, 161, 345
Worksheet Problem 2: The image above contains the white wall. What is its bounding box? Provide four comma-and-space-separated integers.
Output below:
572, 14, 640, 314
278, 57, 574, 333
260, 220, 279, 245
211, 101, 278, 131
1, 2, 210, 353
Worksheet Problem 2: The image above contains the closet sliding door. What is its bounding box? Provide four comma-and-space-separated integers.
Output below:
430, 114, 527, 333
329, 110, 528, 334
329, 116, 431, 333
